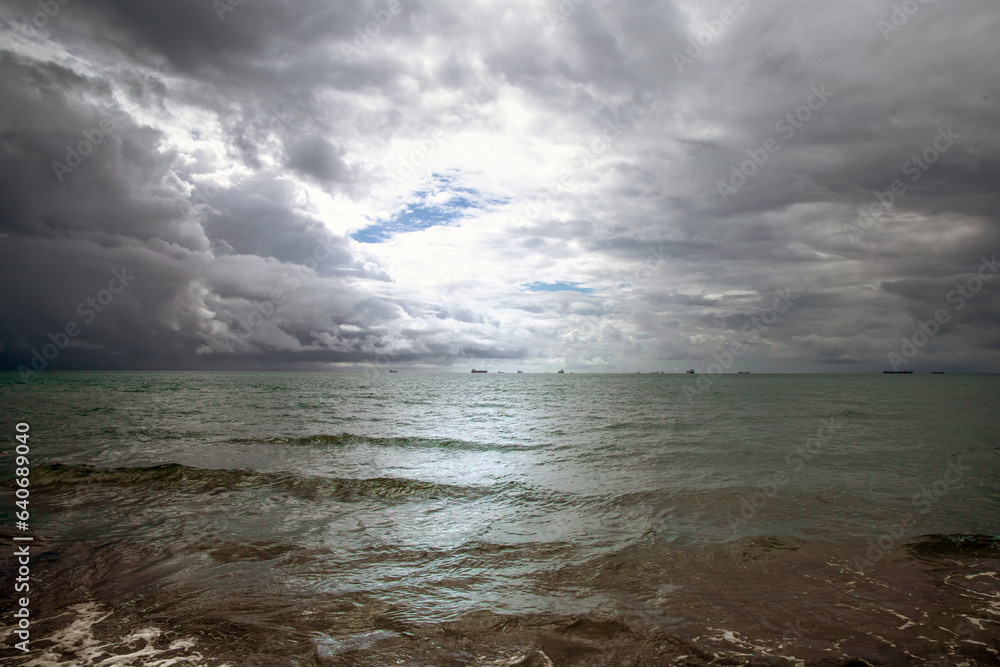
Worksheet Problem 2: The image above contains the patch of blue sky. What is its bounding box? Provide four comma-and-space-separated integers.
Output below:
353, 173, 509, 243
524, 281, 594, 293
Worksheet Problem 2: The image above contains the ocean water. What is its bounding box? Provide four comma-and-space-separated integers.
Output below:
1, 371, 998, 665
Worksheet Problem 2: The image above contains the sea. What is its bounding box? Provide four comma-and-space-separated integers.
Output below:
0, 371, 998, 666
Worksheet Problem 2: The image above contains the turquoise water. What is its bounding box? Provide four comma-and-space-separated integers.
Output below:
1, 372, 998, 664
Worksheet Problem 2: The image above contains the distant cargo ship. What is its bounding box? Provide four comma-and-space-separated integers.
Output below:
471, 369, 487, 373
557, 369, 564, 374
931, 371, 946, 374
686, 369, 695, 374
517, 370, 523, 373
883, 370, 913, 374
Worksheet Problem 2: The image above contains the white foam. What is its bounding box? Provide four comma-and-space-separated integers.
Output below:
700, 626, 804, 666
475, 651, 555, 666
2, 601, 229, 667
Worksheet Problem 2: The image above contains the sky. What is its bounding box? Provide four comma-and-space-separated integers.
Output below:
0, 0, 998, 374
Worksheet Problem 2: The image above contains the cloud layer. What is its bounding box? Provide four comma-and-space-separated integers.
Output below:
1, 0, 998, 373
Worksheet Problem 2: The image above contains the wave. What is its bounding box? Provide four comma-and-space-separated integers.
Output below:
905, 533, 1000, 560
226, 432, 532, 452
24, 462, 485, 502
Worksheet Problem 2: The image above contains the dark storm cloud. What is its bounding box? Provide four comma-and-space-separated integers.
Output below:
0, 55, 207, 251
195, 175, 376, 277
58, 0, 394, 77
0, 44, 400, 372
285, 137, 353, 184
